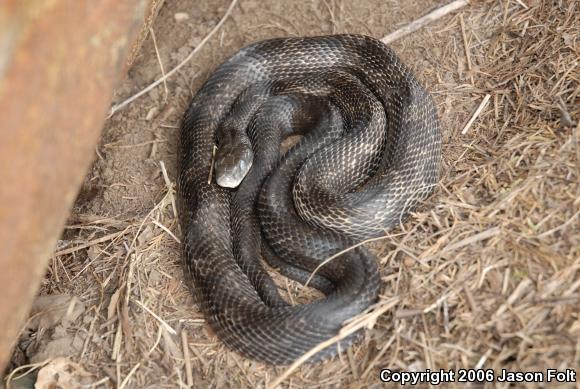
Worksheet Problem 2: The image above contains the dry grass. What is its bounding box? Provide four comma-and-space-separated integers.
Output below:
5, 1, 579, 388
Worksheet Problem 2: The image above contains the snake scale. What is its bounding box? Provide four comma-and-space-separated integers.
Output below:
177, 34, 441, 364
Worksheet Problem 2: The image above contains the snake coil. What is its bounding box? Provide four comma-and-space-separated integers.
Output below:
178, 34, 441, 364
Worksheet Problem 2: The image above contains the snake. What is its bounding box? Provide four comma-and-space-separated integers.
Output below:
177, 34, 441, 364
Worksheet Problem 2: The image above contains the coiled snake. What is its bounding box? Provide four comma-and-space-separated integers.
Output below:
177, 34, 441, 364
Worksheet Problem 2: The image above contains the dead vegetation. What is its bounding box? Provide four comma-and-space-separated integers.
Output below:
4, 0, 579, 388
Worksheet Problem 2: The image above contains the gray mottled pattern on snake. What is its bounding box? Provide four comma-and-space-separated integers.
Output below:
177, 34, 441, 364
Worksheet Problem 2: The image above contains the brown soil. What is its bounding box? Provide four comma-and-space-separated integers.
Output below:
6, 0, 579, 388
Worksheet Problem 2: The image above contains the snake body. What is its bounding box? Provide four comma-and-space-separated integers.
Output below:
177, 34, 441, 364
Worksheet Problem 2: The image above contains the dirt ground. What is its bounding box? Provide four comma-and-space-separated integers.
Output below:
5, 0, 579, 388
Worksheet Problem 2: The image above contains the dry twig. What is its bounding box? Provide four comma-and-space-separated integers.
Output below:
382, 0, 470, 44
108, 0, 239, 116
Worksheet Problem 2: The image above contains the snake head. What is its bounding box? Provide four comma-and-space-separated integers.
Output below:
215, 137, 253, 188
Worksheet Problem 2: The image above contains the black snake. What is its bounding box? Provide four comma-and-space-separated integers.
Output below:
177, 34, 441, 364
